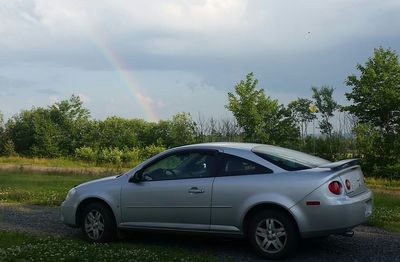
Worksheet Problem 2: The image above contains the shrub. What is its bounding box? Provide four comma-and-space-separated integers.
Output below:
121, 148, 141, 164
3, 139, 18, 157
370, 164, 400, 179
140, 145, 166, 160
97, 148, 123, 165
75, 146, 96, 162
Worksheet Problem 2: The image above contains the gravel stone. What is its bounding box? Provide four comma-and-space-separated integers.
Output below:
0, 203, 80, 238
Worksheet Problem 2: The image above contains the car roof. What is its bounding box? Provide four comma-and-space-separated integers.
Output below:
173, 142, 263, 151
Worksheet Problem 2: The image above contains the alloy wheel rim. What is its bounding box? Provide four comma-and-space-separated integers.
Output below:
84, 210, 105, 240
255, 218, 287, 254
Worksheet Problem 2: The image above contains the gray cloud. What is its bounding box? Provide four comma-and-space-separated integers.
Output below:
0, 76, 35, 90
35, 88, 60, 95
1, 0, 400, 120
2, 0, 400, 67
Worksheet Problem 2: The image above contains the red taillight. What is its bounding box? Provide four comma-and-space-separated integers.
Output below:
345, 179, 351, 190
328, 181, 342, 195
306, 201, 320, 206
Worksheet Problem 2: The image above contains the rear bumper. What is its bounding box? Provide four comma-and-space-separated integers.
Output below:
290, 189, 373, 238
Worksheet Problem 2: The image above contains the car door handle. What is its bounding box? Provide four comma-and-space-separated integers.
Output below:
188, 187, 204, 194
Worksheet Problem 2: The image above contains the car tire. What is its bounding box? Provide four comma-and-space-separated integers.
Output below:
81, 202, 117, 243
248, 210, 298, 260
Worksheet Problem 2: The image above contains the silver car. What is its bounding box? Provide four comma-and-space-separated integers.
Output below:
61, 143, 373, 259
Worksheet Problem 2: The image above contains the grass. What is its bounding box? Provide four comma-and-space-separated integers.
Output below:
366, 193, 400, 232
0, 171, 108, 206
365, 177, 400, 192
365, 177, 400, 232
0, 231, 223, 262
0, 156, 101, 168
0, 156, 135, 175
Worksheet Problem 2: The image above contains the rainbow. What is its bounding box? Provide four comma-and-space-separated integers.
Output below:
87, 28, 159, 122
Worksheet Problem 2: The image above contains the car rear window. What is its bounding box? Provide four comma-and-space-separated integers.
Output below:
217, 153, 273, 176
252, 145, 330, 171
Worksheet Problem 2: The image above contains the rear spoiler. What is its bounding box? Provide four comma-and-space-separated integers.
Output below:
319, 159, 360, 171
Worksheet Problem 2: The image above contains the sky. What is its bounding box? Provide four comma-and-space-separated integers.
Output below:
1, 0, 400, 122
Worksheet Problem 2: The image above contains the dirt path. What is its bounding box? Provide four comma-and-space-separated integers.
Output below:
0, 203, 80, 238
1, 203, 399, 261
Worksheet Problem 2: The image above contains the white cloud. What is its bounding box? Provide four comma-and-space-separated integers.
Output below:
136, 93, 154, 105
48, 95, 59, 104
77, 93, 90, 103
1, 0, 400, 59
136, 93, 165, 109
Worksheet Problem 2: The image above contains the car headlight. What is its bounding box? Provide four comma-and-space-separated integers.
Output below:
65, 188, 76, 200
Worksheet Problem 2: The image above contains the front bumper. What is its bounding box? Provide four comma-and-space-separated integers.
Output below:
290, 188, 373, 238
60, 201, 78, 228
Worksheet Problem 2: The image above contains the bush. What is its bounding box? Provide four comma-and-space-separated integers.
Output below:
140, 145, 166, 160
75, 146, 96, 162
121, 148, 141, 164
96, 148, 123, 165
370, 164, 400, 179
2, 139, 18, 157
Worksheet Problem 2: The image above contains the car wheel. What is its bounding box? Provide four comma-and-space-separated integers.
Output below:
81, 202, 116, 243
248, 210, 298, 260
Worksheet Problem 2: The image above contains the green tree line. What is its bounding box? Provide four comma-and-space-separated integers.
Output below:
0, 47, 399, 178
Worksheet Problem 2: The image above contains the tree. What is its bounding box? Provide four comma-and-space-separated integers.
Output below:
195, 114, 208, 143
345, 47, 400, 133
169, 112, 196, 147
4, 95, 92, 157
49, 95, 91, 155
227, 73, 277, 142
6, 108, 62, 157
0, 111, 4, 154
94, 117, 138, 149
311, 86, 338, 137
345, 47, 400, 171
50, 94, 90, 121
288, 98, 316, 139
227, 73, 299, 145
0, 113, 17, 157
219, 117, 241, 142
0, 111, 3, 131
265, 105, 300, 148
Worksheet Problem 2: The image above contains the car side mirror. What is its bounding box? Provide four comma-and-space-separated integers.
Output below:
129, 171, 143, 183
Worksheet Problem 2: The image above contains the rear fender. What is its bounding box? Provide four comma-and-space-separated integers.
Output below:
239, 193, 298, 229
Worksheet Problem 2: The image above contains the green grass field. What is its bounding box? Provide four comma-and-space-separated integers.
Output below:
0, 156, 132, 177
0, 231, 222, 262
0, 156, 102, 168
0, 171, 107, 206
364, 177, 400, 232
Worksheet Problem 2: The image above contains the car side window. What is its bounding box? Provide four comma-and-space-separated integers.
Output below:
217, 154, 273, 176
141, 152, 216, 181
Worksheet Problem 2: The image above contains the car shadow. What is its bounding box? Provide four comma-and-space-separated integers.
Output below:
115, 231, 343, 261
72, 226, 399, 261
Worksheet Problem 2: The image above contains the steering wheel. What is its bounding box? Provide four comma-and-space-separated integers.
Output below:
143, 174, 153, 181
164, 169, 177, 177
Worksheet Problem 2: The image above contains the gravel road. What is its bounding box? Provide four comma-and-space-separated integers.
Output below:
0, 203, 399, 261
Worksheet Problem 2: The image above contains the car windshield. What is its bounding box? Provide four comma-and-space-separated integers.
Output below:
252, 145, 330, 171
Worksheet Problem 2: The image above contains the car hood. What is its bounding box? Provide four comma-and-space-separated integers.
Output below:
76, 175, 119, 189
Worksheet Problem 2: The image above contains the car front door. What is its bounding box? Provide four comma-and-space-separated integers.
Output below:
120, 150, 217, 231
